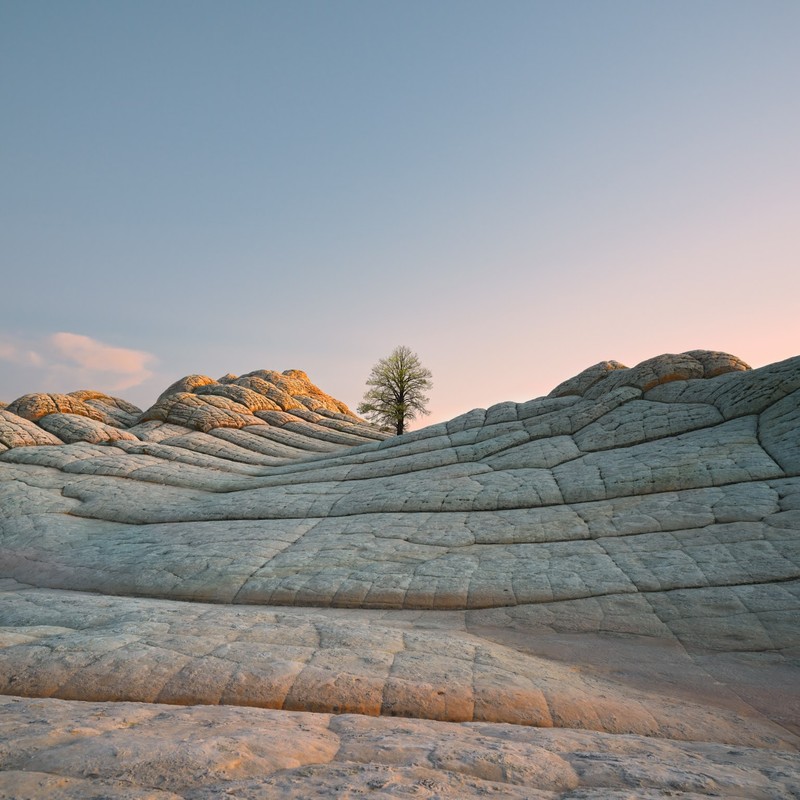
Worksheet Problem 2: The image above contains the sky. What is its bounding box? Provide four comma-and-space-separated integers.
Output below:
2, 1, 799, 428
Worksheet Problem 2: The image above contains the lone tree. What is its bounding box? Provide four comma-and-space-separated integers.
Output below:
358, 345, 433, 435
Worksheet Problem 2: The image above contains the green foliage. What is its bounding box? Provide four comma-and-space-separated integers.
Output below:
357, 345, 433, 435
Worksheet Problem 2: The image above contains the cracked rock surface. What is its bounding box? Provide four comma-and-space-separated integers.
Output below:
1, 352, 799, 798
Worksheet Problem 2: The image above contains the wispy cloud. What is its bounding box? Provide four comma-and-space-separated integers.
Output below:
0, 341, 44, 367
0, 332, 157, 397
49, 332, 155, 391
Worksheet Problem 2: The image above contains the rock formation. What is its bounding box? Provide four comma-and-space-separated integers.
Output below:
0, 352, 798, 798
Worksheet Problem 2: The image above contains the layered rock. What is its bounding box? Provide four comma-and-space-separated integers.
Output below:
0, 351, 798, 798
0, 370, 390, 463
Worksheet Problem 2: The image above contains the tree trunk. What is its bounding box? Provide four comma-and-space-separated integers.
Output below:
396, 392, 405, 435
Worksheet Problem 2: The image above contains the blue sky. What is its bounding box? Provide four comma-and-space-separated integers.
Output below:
2, 1, 799, 425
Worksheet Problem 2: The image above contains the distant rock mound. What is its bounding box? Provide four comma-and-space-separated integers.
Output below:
547, 350, 751, 398
0, 368, 390, 456
5, 390, 141, 425
0, 350, 798, 798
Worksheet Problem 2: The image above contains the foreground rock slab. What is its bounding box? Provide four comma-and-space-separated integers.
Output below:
2, 695, 799, 799
2, 584, 795, 749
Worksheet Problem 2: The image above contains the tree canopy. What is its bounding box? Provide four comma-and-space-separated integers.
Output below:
357, 345, 433, 435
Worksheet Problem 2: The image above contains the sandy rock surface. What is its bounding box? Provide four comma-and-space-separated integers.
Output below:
1, 352, 798, 797
2, 695, 799, 799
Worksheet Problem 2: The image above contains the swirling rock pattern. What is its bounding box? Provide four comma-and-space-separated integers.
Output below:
1, 351, 799, 798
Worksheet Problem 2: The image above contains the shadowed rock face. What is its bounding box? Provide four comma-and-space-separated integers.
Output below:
1, 350, 799, 798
